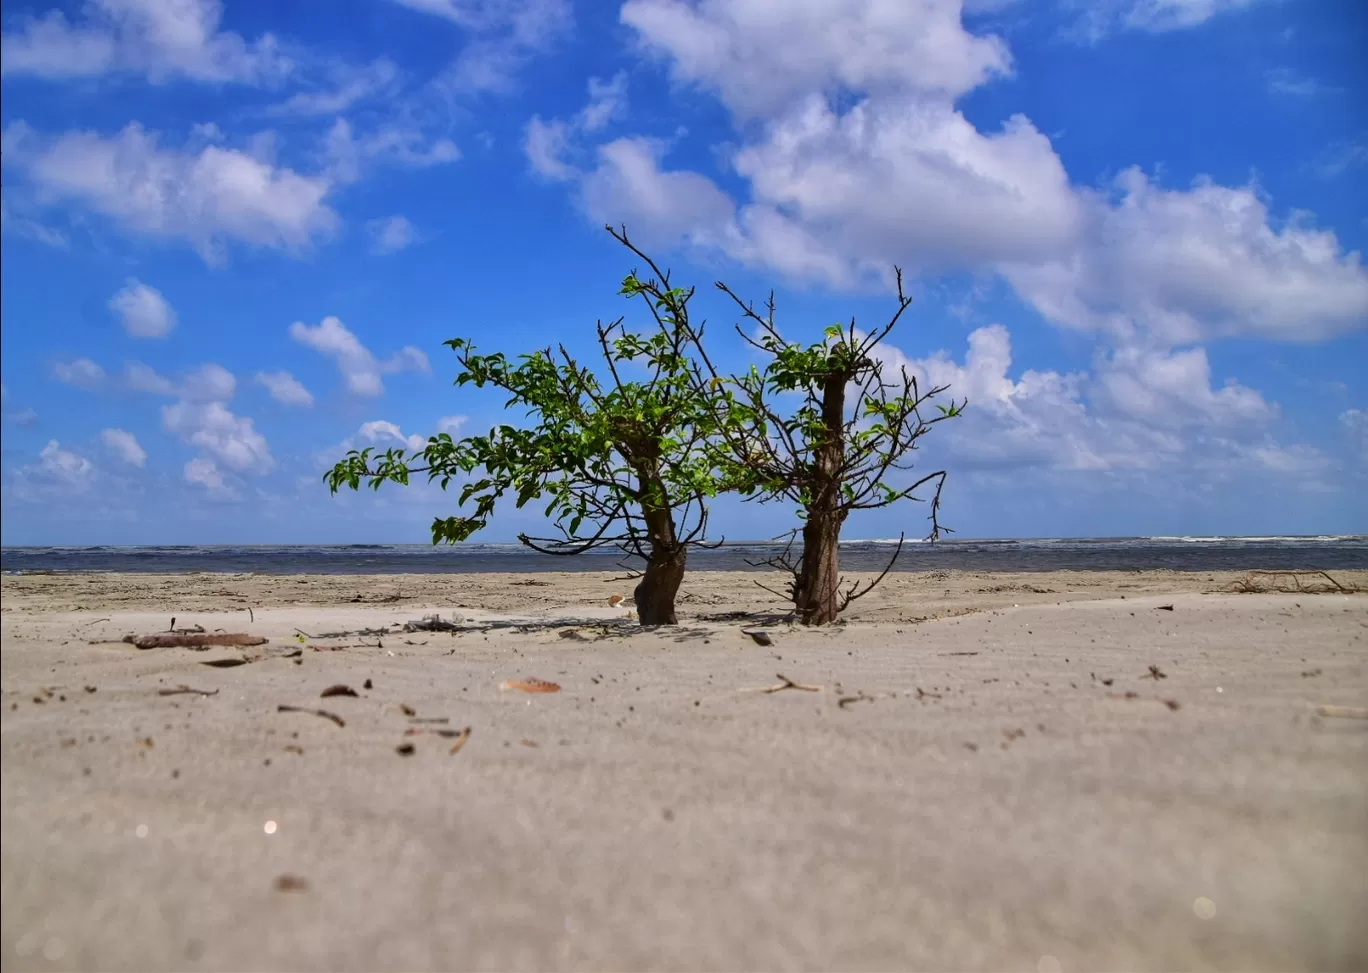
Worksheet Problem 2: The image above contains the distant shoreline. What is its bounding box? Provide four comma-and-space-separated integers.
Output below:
2, 536, 1365, 576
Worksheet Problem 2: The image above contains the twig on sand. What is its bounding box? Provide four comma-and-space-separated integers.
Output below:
447, 726, 473, 754
295, 626, 391, 640
743, 673, 822, 695
124, 632, 267, 650
1226, 570, 1357, 594
277, 705, 346, 727
1317, 705, 1368, 720
157, 685, 220, 697
837, 691, 875, 708
403, 614, 464, 633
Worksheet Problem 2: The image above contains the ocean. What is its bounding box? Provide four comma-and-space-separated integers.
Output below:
1, 536, 1365, 575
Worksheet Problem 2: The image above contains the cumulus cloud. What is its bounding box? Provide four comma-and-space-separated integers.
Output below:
367, 215, 418, 255
183, 456, 226, 490
621, 0, 1011, 118
163, 399, 271, 472
53, 358, 106, 389
357, 420, 427, 452
289, 316, 430, 397
589, 0, 1368, 345
0, 0, 293, 84
579, 137, 738, 250
523, 72, 629, 183
255, 370, 314, 407
436, 415, 468, 436
36, 440, 95, 486
100, 428, 147, 467
109, 278, 176, 338
1, 121, 338, 263
123, 361, 178, 395
321, 118, 460, 185
864, 323, 1284, 475
1001, 169, 1368, 345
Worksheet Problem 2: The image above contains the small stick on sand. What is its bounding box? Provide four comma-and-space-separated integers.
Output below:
447, 726, 472, 754
277, 705, 346, 727
124, 633, 268, 650
743, 673, 822, 694
157, 685, 220, 697
1317, 705, 1368, 720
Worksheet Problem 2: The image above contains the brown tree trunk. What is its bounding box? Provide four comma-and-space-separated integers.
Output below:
632, 473, 685, 625
795, 504, 843, 625
634, 545, 686, 625
794, 371, 848, 626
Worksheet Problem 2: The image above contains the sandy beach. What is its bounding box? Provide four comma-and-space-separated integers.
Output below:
3, 568, 1366, 971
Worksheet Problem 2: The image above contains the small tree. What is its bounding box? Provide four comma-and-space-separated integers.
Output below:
690, 270, 964, 626
325, 229, 727, 625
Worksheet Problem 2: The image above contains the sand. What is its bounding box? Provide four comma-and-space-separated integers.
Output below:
2, 568, 1366, 971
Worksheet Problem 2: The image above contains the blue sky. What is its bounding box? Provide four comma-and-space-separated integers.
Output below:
1, 0, 1365, 546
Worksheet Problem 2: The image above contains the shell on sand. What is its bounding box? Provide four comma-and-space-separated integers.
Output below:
608, 594, 625, 607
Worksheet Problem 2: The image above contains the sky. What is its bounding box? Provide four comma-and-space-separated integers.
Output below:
1, 0, 1366, 546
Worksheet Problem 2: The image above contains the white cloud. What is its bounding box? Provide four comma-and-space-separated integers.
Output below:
180, 363, 237, 401
621, 0, 1011, 119
267, 57, 398, 116
523, 72, 629, 182
124, 360, 237, 400
1266, 68, 1328, 98
357, 420, 427, 452
255, 370, 314, 407
725, 96, 1083, 283
367, 215, 418, 255
1002, 169, 1368, 345
0, 0, 292, 84
289, 316, 430, 397
1062, 0, 1262, 40
524, 116, 576, 181
0, 197, 68, 247
580, 72, 629, 131
1340, 409, 1368, 462
1312, 140, 1368, 181
436, 415, 468, 436
1092, 345, 1276, 428
596, 0, 1368, 345
1, 121, 338, 263
163, 399, 271, 472
53, 358, 106, 389
7, 407, 40, 426
866, 323, 1283, 474
401, 0, 573, 96
100, 428, 147, 467
37, 439, 95, 486
109, 278, 176, 338
321, 118, 460, 185
184, 456, 225, 490
124, 361, 178, 395
579, 137, 738, 250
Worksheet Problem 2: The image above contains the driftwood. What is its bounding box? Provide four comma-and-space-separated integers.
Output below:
1226, 570, 1358, 594
124, 633, 269, 650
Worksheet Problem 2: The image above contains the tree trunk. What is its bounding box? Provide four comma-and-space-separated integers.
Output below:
634, 545, 686, 625
794, 371, 848, 626
633, 472, 685, 625
795, 503, 842, 625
